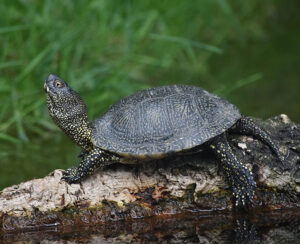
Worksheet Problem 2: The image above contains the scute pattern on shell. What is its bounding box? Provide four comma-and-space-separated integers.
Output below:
91, 85, 241, 158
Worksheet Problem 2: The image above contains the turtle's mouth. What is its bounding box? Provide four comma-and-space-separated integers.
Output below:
44, 83, 57, 97
44, 83, 50, 93
44, 83, 58, 108
45, 87, 59, 111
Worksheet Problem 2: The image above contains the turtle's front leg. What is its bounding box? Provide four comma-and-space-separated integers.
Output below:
78, 149, 89, 160
209, 133, 256, 208
62, 148, 119, 184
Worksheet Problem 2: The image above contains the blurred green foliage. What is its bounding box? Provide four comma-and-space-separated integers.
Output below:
0, 0, 299, 189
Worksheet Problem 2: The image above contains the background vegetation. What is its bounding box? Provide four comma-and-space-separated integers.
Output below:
0, 0, 299, 189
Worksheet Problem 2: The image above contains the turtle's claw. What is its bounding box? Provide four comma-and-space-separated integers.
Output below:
232, 183, 255, 210
61, 167, 81, 184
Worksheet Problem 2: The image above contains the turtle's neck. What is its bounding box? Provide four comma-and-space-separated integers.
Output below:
63, 113, 93, 151
47, 95, 93, 151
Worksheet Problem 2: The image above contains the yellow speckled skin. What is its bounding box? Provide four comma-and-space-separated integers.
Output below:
210, 134, 256, 207
45, 74, 284, 208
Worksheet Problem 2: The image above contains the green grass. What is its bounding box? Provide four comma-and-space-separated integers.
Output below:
0, 0, 299, 189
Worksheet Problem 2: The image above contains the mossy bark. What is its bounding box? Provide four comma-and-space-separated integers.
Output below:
0, 115, 299, 232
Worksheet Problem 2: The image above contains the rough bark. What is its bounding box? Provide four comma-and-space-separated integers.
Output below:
0, 115, 299, 232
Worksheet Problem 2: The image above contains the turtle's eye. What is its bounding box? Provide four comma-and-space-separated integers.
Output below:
54, 80, 64, 88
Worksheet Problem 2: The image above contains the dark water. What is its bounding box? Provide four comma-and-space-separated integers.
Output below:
1, 210, 299, 243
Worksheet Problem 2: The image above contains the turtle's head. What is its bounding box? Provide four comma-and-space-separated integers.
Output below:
44, 74, 86, 119
45, 74, 92, 149
45, 74, 80, 105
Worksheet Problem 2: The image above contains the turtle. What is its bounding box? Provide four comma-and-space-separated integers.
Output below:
44, 74, 285, 208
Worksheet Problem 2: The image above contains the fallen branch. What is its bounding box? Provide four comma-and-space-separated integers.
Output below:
0, 115, 299, 232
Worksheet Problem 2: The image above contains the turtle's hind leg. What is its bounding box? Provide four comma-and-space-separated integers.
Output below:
234, 116, 285, 161
62, 148, 120, 183
210, 134, 256, 208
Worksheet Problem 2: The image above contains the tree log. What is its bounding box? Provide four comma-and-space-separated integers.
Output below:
0, 115, 299, 232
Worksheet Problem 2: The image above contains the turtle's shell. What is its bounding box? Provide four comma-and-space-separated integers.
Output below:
91, 85, 241, 158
